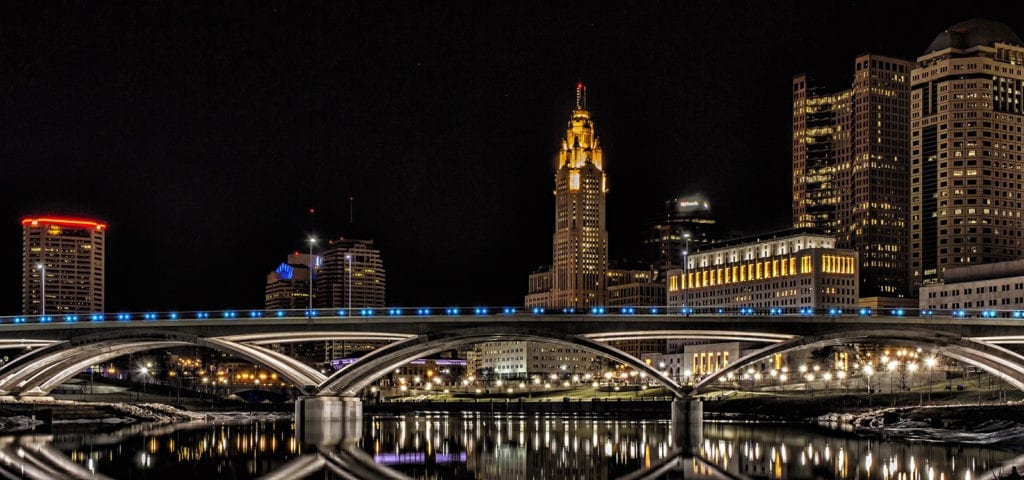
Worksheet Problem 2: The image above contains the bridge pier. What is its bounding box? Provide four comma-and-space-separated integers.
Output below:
671, 398, 702, 454
294, 396, 362, 447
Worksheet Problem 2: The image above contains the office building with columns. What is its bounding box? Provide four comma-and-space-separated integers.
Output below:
666, 229, 859, 311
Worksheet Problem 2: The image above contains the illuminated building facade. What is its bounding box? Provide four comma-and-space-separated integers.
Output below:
666, 229, 859, 309
264, 252, 317, 310
644, 343, 773, 383
604, 268, 667, 357
793, 53, 913, 298
605, 268, 664, 307
315, 237, 385, 309
911, 19, 1024, 293
524, 266, 552, 307
526, 83, 609, 308
475, 341, 599, 380
22, 216, 106, 314
644, 195, 719, 273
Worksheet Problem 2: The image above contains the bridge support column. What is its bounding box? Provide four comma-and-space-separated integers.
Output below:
295, 396, 362, 447
671, 398, 702, 454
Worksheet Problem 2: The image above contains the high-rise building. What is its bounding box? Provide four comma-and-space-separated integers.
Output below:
266, 240, 384, 366
910, 19, 1024, 293
22, 216, 106, 315
793, 53, 913, 298
264, 252, 317, 310
644, 195, 718, 273
526, 83, 609, 308
315, 237, 385, 309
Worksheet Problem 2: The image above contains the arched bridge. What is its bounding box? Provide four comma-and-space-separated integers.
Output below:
1, 307, 1024, 399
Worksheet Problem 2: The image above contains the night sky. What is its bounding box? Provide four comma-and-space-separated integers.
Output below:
2, 2, 1021, 312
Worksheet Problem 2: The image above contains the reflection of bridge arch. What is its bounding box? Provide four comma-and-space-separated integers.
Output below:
0, 331, 328, 397
693, 328, 1024, 394
317, 326, 687, 397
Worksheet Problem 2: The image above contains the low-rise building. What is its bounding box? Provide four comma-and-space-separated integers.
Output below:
643, 342, 774, 383
920, 259, 1024, 311
475, 341, 599, 381
667, 229, 858, 310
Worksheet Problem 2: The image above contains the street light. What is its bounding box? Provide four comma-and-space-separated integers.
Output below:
345, 254, 352, 309
35, 263, 45, 315
924, 356, 937, 403
907, 362, 920, 404
139, 365, 150, 399
308, 237, 317, 313
863, 365, 874, 406
682, 233, 691, 312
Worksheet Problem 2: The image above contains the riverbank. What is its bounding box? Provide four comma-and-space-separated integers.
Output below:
0, 400, 290, 432
364, 396, 673, 416
5, 388, 1024, 448
701, 393, 1024, 446
818, 403, 1024, 446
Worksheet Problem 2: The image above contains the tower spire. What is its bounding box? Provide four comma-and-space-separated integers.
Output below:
575, 82, 587, 110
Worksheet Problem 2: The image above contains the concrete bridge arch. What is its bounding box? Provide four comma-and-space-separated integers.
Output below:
316, 326, 687, 397
0, 330, 327, 398
692, 328, 1024, 395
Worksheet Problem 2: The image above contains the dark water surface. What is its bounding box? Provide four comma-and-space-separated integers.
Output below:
22, 414, 1024, 479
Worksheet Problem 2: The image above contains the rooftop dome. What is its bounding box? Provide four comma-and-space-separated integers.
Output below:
925, 18, 1023, 54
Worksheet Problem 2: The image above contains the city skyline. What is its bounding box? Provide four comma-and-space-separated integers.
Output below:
2, 3, 1020, 312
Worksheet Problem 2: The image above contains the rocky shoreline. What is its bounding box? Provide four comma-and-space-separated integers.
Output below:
815, 403, 1024, 446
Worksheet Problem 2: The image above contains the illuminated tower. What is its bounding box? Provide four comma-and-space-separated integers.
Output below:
793, 53, 913, 298
22, 216, 106, 315
315, 237, 385, 309
547, 83, 609, 308
911, 19, 1024, 293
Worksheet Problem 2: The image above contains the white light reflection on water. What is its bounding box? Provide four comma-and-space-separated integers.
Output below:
39, 415, 1024, 479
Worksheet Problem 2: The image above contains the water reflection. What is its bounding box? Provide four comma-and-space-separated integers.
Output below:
696, 422, 1024, 480
0, 415, 1018, 479
365, 413, 673, 478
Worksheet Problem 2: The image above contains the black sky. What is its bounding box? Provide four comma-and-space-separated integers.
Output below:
2, 2, 1021, 312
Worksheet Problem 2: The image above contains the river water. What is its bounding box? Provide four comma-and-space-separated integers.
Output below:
15, 413, 1023, 479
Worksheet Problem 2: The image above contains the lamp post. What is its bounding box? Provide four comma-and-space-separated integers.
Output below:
307, 237, 317, 314
345, 254, 352, 309
139, 365, 150, 400
907, 362, 920, 405
887, 360, 898, 406
863, 365, 874, 406
35, 263, 45, 315
682, 233, 691, 313
924, 356, 937, 403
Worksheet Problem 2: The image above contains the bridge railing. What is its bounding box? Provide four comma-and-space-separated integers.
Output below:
3, 306, 1024, 325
